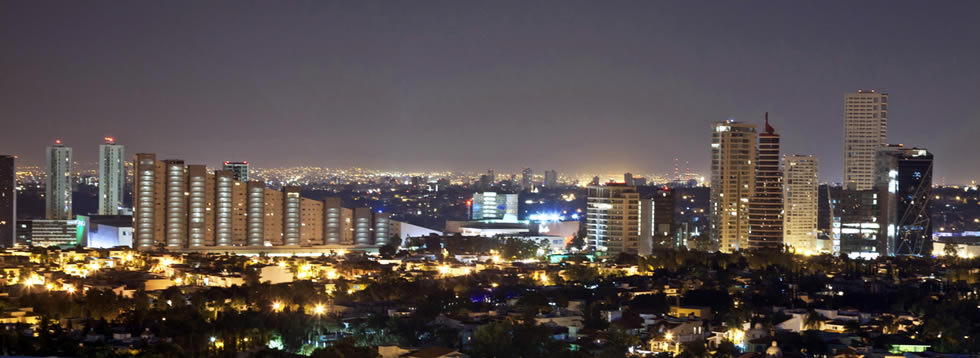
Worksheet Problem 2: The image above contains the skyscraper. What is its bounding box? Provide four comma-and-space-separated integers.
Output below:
544, 170, 558, 188
710, 120, 756, 253
133, 153, 165, 249
624, 172, 634, 186
587, 183, 640, 255
843, 90, 888, 190
521, 168, 533, 190
223, 161, 249, 182
874, 145, 932, 256
783, 155, 819, 253
98, 137, 125, 215
0, 155, 14, 248
45, 140, 73, 220
748, 114, 783, 249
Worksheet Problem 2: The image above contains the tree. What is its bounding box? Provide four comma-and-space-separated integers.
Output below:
310, 338, 380, 358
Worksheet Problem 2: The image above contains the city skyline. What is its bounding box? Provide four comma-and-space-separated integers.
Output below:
1, 1, 979, 183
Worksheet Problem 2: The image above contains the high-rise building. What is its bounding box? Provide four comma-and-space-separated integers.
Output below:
187, 165, 215, 247
624, 173, 634, 186
710, 120, 756, 253
544, 170, 558, 188
783, 155, 819, 253
486, 169, 495, 187
837, 187, 879, 258
0, 155, 14, 248
748, 114, 783, 249
587, 184, 640, 255
471, 192, 519, 222
164, 160, 188, 248
45, 140, 73, 220
639, 187, 675, 255
98, 137, 125, 215
521, 168, 533, 190
223, 161, 249, 182
133, 153, 165, 249
874, 145, 932, 256
843, 90, 888, 190
324, 197, 353, 245
134, 154, 375, 252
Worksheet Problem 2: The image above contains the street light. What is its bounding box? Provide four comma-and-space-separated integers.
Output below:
272, 301, 282, 312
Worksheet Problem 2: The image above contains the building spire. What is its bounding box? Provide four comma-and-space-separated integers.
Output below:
764, 112, 775, 134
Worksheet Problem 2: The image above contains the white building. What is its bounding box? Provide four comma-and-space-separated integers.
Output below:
587, 184, 640, 255
98, 137, 125, 215
783, 155, 819, 253
710, 120, 756, 253
45, 140, 73, 220
843, 90, 887, 191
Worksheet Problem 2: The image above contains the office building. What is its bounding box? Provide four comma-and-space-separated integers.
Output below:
587, 183, 640, 255
710, 120, 756, 252
98, 137, 125, 215
837, 188, 879, 258
783, 155, 819, 253
45, 140, 73, 220
624, 172, 634, 186
544, 170, 558, 188
843, 90, 888, 190
748, 114, 783, 249
223, 161, 249, 182
471, 192, 519, 222
521, 168, 533, 190
0, 155, 14, 248
874, 145, 933, 256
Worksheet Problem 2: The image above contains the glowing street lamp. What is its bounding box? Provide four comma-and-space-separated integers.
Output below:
314, 304, 325, 315
272, 301, 283, 312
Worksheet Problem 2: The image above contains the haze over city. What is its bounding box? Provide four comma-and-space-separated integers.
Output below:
2, 1, 979, 183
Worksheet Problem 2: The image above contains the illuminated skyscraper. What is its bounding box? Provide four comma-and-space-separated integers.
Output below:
45, 140, 73, 220
710, 120, 756, 252
587, 183, 640, 255
748, 114, 783, 249
133, 153, 165, 249
783, 155, 819, 253
0, 155, 14, 248
843, 90, 887, 190
98, 137, 125, 215
223, 161, 249, 182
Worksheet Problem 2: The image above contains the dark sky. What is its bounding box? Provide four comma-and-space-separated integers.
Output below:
2, 1, 978, 183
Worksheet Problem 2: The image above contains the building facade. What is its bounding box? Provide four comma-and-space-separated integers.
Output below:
0, 155, 14, 247
45, 141, 73, 220
98, 137, 126, 215
748, 115, 783, 249
783, 155, 819, 253
874, 145, 932, 256
843, 90, 888, 190
710, 120, 756, 253
587, 184, 640, 255
521, 168, 533, 190
133, 154, 391, 251
471, 192, 519, 222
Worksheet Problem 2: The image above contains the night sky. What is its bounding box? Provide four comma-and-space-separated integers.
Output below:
2, 1, 978, 183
